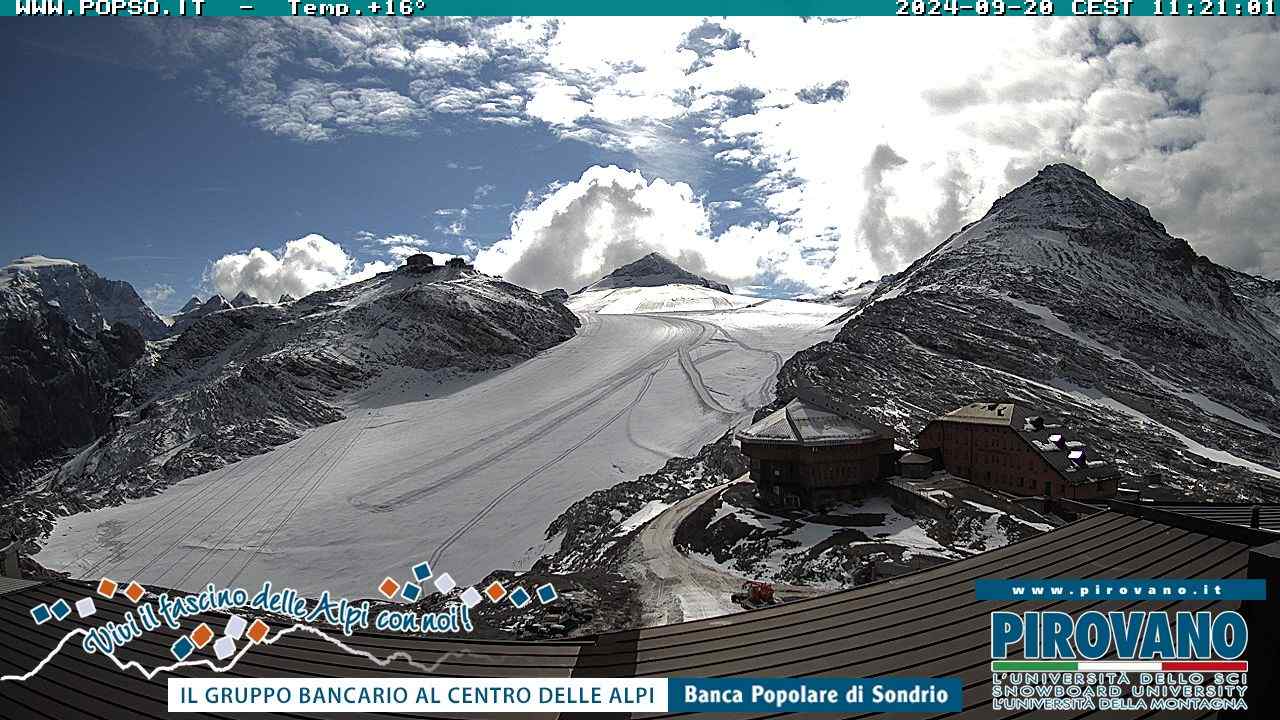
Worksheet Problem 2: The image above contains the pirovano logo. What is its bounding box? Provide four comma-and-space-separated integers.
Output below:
979, 579, 1260, 713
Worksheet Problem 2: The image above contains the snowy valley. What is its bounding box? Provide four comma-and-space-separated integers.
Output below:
22, 253, 847, 600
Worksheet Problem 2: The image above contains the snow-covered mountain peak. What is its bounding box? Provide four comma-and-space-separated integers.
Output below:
0, 255, 168, 339
5, 254, 80, 270
1, 255, 79, 290
167, 294, 235, 334
580, 252, 732, 294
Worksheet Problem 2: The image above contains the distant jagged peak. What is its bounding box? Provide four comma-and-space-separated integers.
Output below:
178, 296, 202, 313
230, 291, 259, 308
583, 251, 732, 294
201, 294, 232, 311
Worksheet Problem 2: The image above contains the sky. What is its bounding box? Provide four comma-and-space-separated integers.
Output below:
1, 17, 1277, 313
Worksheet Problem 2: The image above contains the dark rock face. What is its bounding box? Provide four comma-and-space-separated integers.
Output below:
781, 164, 1280, 502
0, 307, 143, 493
0, 257, 168, 340
581, 252, 732, 294
540, 288, 569, 303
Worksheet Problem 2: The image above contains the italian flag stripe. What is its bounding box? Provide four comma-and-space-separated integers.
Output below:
992, 660, 1247, 672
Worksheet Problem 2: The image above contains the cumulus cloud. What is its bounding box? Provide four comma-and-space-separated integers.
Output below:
208, 234, 393, 301
474, 165, 790, 292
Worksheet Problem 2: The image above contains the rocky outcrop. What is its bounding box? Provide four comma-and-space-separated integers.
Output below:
534, 431, 747, 572
0, 305, 143, 493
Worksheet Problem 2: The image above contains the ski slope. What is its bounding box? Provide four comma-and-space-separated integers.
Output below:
570, 285, 760, 314
36, 287, 845, 596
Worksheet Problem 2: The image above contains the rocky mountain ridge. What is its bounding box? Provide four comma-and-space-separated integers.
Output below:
784, 164, 1280, 502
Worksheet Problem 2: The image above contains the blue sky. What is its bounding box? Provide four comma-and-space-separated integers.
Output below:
2, 18, 1276, 312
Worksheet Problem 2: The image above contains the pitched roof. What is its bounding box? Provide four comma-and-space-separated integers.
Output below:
737, 397, 892, 447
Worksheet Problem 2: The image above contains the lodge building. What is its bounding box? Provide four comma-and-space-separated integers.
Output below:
736, 390, 896, 510
915, 402, 1120, 500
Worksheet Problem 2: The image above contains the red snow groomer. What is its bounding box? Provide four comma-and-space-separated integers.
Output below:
732, 580, 776, 609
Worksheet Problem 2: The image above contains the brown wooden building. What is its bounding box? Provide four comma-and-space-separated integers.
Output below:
736, 392, 896, 510
915, 402, 1120, 500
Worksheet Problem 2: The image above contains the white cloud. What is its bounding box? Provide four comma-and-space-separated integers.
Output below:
474, 165, 793, 292
141, 283, 175, 310
525, 75, 591, 126
354, 232, 471, 267
208, 234, 392, 301
370, 233, 429, 248
156, 17, 1280, 287
384, 244, 424, 262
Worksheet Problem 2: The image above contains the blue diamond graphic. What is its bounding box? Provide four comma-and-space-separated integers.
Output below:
509, 587, 531, 609
536, 583, 558, 604
412, 562, 432, 582
402, 582, 421, 601
49, 599, 71, 621
171, 636, 195, 661
30, 604, 51, 625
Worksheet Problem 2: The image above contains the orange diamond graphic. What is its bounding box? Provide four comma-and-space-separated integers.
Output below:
97, 578, 118, 599
484, 581, 507, 602
191, 623, 214, 648
378, 577, 399, 600
123, 581, 145, 603
247, 619, 269, 644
